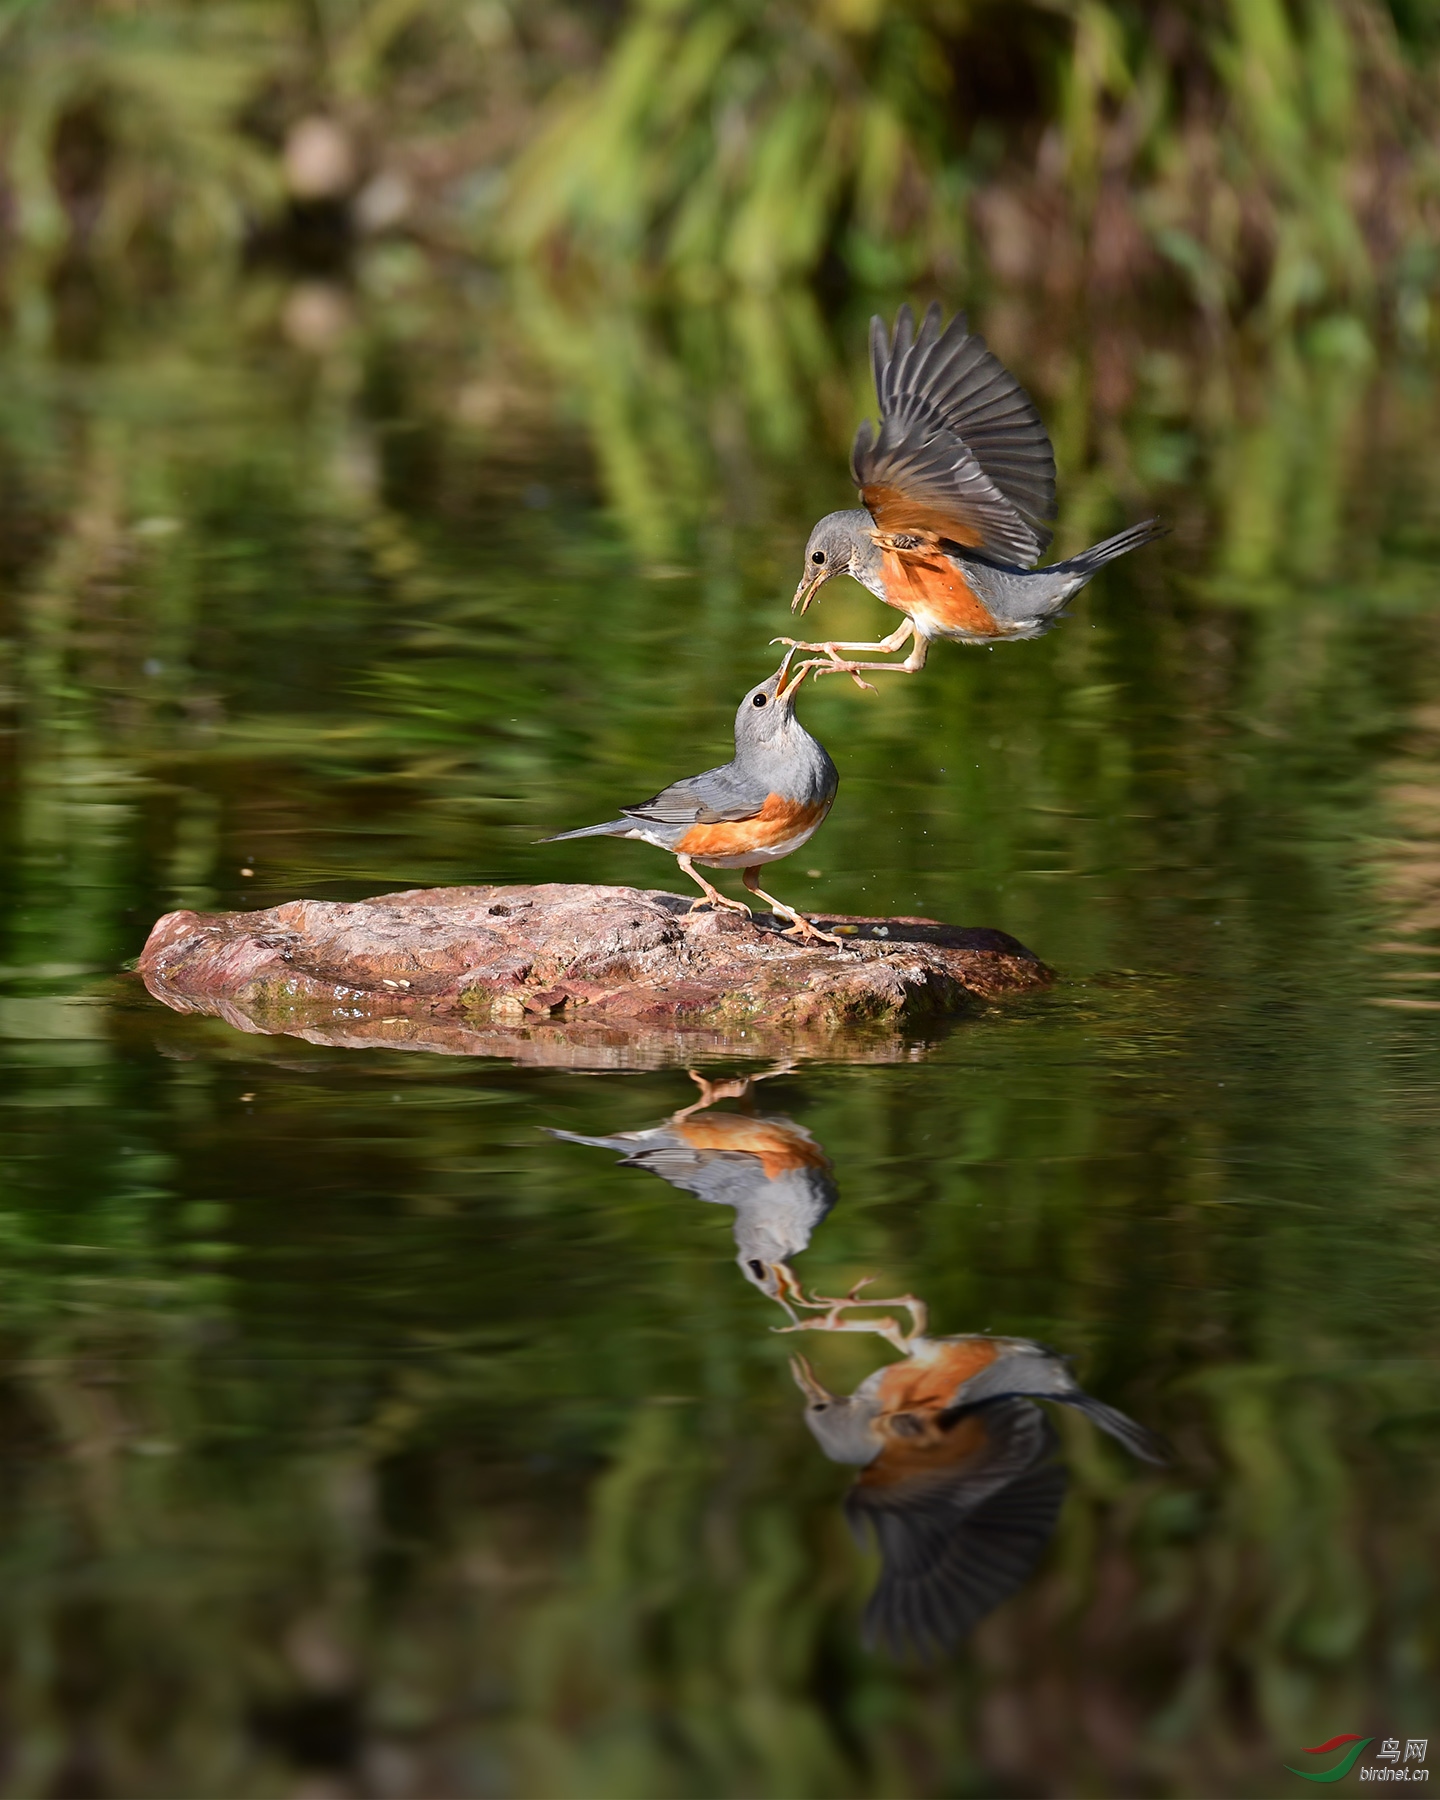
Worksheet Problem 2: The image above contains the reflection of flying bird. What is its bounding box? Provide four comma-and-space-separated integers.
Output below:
784, 304, 1165, 678
789, 1302, 1167, 1657
541, 653, 841, 945
549, 1075, 836, 1304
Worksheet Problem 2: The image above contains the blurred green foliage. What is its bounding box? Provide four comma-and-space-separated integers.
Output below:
1, 0, 1439, 337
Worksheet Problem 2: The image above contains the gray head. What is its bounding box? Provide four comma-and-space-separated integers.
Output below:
790, 1352, 883, 1466
739, 1251, 794, 1303
732, 1167, 836, 1299
793, 509, 873, 614
733, 651, 814, 750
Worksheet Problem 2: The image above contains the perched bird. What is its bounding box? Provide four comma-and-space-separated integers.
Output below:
783, 303, 1166, 678
548, 1070, 836, 1306
541, 652, 841, 946
786, 1292, 1167, 1656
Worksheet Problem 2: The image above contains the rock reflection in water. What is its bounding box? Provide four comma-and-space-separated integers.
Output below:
553, 1069, 1166, 1659
549, 1067, 835, 1304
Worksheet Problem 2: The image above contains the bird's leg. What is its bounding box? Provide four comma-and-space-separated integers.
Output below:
672, 1070, 754, 1120
677, 853, 752, 919
775, 1276, 930, 1350
742, 867, 844, 948
771, 636, 883, 693
775, 1309, 918, 1355
814, 627, 930, 680
775, 617, 915, 659
673, 1058, 796, 1121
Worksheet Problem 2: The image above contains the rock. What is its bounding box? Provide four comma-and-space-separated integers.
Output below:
136, 884, 1051, 1064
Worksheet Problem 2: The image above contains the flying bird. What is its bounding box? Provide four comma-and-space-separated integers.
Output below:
784, 304, 1165, 679
787, 1290, 1167, 1656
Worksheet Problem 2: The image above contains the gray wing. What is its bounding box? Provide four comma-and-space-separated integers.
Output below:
951, 1342, 1169, 1465
548, 1127, 770, 1208
846, 1400, 1065, 1658
620, 1146, 773, 1207
622, 760, 768, 827
852, 303, 1055, 568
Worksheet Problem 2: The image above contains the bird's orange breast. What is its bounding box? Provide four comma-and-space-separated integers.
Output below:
855, 1341, 1007, 1488
674, 793, 829, 859
879, 547, 999, 635
872, 1337, 1003, 1415
677, 1114, 829, 1179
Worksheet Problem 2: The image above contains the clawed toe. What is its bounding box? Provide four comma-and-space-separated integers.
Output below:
780, 918, 845, 948
689, 895, 753, 919
812, 657, 877, 693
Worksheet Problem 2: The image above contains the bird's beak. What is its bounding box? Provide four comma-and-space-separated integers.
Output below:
789, 1351, 838, 1405
767, 1260, 806, 1322
774, 648, 809, 702
791, 567, 824, 615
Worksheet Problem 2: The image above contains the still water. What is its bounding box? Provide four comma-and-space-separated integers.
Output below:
0, 282, 1437, 1797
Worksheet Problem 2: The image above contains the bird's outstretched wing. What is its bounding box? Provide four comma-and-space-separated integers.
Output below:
852, 304, 1056, 568
846, 1399, 1065, 1658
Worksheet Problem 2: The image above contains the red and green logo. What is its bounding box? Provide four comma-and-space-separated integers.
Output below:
1287, 1736, 1374, 1783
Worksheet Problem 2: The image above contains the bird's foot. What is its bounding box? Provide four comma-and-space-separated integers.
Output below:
681, 1059, 794, 1112
744, 878, 848, 949
677, 1070, 755, 1114
688, 893, 753, 919
770, 636, 867, 686
773, 1277, 928, 1346
778, 914, 845, 948
809, 652, 878, 694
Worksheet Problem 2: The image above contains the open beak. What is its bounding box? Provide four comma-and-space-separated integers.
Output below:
767, 1260, 807, 1322
774, 647, 810, 702
791, 568, 825, 615
789, 1351, 838, 1405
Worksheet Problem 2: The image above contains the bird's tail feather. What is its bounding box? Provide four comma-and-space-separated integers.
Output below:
1067, 1394, 1170, 1465
537, 820, 630, 844
544, 1128, 630, 1151
1061, 517, 1168, 575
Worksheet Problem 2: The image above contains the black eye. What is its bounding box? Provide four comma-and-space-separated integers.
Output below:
812, 1403, 828, 1412
747, 1260, 766, 1280
811, 550, 825, 564
752, 693, 767, 707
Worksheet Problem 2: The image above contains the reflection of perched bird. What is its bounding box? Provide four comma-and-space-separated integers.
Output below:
789, 1305, 1167, 1657
784, 304, 1165, 678
549, 1075, 836, 1305
541, 653, 841, 946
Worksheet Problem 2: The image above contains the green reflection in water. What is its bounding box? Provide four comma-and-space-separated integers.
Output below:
0, 282, 1436, 1797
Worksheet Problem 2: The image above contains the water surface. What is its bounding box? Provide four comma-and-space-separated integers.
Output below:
0, 285, 1437, 1797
